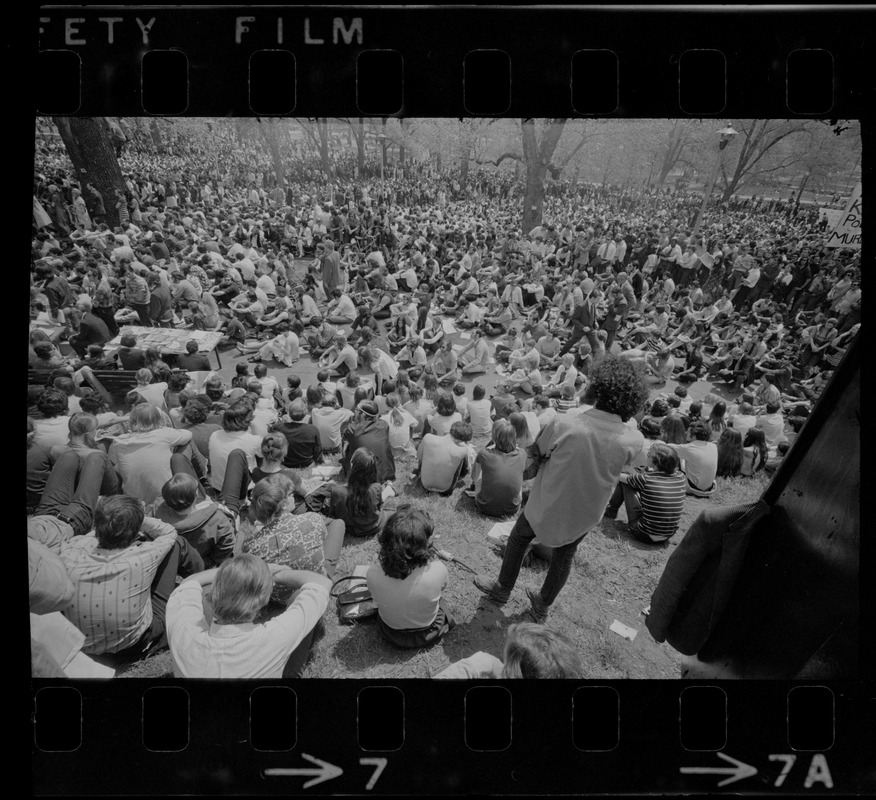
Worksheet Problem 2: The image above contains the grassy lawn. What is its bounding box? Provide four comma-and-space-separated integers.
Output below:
117, 453, 768, 680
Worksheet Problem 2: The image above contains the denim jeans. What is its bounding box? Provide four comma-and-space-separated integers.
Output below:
497, 512, 586, 607
36, 450, 120, 536
220, 448, 251, 515
606, 482, 642, 531
131, 302, 152, 327
169, 453, 208, 503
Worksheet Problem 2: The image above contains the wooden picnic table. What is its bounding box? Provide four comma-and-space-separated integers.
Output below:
104, 326, 226, 370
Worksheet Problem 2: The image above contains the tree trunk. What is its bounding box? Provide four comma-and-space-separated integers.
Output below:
260, 120, 285, 189
795, 173, 810, 205
522, 160, 548, 232
53, 116, 126, 228
317, 119, 332, 178
149, 118, 163, 152
655, 120, 685, 189
357, 118, 365, 175
520, 119, 567, 232
460, 142, 472, 185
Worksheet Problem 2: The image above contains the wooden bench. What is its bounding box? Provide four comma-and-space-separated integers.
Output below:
28, 367, 139, 409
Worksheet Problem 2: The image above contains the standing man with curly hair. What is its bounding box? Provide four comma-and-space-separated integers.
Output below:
475, 355, 648, 623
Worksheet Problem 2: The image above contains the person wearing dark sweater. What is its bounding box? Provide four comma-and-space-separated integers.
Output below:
273, 399, 323, 469
175, 340, 213, 371
69, 298, 111, 357
152, 473, 236, 568
341, 401, 396, 484
116, 334, 147, 371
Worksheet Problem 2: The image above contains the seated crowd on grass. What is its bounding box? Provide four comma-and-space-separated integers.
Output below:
28, 129, 858, 678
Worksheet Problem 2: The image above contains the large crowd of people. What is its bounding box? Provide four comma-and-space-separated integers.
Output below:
29, 120, 860, 679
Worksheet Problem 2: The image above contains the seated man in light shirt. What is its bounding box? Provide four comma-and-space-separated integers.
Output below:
229, 290, 265, 328
544, 354, 579, 398
166, 554, 332, 678
415, 421, 474, 497
321, 333, 359, 378
534, 330, 563, 369
455, 298, 486, 329
755, 402, 788, 454
325, 288, 357, 325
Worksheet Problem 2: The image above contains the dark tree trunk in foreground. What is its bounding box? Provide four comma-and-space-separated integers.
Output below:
520, 118, 567, 232
53, 116, 126, 229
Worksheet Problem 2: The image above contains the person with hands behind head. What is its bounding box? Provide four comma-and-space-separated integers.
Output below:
166, 554, 332, 678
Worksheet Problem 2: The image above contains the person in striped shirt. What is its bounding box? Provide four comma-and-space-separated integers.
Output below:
554, 383, 580, 414
603, 443, 686, 544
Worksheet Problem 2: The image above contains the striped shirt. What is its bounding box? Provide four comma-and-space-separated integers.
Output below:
624, 469, 687, 542
555, 397, 580, 413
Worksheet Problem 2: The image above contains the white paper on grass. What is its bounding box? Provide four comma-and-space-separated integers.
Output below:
459, 332, 472, 340
442, 319, 458, 334
485, 520, 542, 547
486, 520, 517, 541
609, 620, 638, 641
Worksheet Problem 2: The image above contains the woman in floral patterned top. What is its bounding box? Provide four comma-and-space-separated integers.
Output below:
241, 474, 345, 586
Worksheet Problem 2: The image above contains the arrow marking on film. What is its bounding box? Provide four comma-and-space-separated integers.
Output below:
680, 751, 758, 787
264, 753, 344, 788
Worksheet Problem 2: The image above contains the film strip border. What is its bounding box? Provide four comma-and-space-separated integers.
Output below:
32, 681, 874, 794
32, 6, 871, 117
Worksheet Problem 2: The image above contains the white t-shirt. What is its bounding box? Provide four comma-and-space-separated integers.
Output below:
311, 406, 354, 449
467, 398, 493, 436
166, 579, 329, 678
366, 560, 448, 630
382, 408, 419, 450
208, 429, 263, 490
33, 416, 71, 450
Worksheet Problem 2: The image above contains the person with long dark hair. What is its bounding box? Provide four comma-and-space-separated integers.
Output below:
366, 506, 455, 649
328, 447, 391, 537
341, 401, 396, 485
707, 400, 728, 442
715, 428, 744, 478
741, 427, 769, 477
